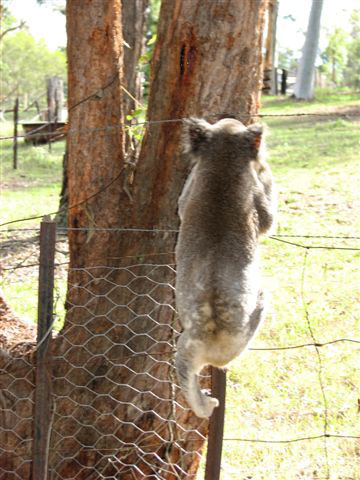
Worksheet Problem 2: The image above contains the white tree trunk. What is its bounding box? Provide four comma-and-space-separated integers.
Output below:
294, 0, 324, 100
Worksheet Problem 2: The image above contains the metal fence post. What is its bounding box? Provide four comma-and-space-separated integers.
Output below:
204, 367, 226, 480
32, 217, 56, 480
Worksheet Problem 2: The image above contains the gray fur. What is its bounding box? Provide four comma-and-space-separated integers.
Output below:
175, 117, 276, 418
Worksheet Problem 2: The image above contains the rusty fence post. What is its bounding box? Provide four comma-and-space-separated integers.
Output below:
13, 97, 19, 169
204, 367, 226, 480
32, 217, 56, 480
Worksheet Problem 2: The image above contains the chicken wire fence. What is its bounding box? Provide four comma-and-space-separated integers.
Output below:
0, 224, 213, 480
50, 263, 210, 479
0, 223, 359, 480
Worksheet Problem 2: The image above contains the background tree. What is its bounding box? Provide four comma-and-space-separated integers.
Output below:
36, 0, 66, 15
278, 47, 298, 72
0, 0, 25, 42
294, 0, 324, 100
263, 0, 279, 95
0, 30, 66, 110
121, 0, 149, 118
320, 27, 348, 85
344, 9, 360, 88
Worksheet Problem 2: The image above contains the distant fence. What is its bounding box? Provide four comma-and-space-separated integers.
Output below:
0, 219, 359, 479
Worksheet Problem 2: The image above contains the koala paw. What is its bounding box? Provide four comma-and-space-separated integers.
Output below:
193, 392, 219, 419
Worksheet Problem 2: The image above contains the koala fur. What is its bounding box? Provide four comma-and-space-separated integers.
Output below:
175, 117, 276, 418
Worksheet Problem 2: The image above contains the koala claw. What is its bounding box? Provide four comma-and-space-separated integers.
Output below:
193, 393, 219, 419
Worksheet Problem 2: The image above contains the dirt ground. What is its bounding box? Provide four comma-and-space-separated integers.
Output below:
0, 229, 68, 354
0, 292, 36, 354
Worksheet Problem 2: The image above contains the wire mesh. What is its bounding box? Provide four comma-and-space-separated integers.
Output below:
0, 229, 211, 479
48, 262, 209, 479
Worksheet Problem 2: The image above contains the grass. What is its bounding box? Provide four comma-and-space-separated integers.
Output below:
0, 120, 65, 324
1, 91, 360, 478
0, 120, 64, 226
261, 89, 360, 113
219, 92, 360, 479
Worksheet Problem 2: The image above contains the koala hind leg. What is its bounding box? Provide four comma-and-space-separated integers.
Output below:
175, 331, 219, 418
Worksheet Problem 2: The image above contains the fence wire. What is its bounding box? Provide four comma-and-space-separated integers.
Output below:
0, 109, 359, 143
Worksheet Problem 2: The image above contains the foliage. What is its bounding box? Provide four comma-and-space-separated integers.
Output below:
0, 0, 26, 42
343, 9, 360, 88
0, 29, 66, 109
277, 47, 298, 72
140, 0, 161, 98
318, 9, 360, 88
320, 28, 348, 85
36, 0, 65, 15
125, 107, 147, 143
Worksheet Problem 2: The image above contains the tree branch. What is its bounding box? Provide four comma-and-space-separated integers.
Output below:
0, 21, 26, 42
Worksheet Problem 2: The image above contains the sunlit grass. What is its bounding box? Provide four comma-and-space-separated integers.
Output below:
261, 89, 360, 113
0, 124, 64, 226
219, 96, 360, 479
1, 186, 61, 226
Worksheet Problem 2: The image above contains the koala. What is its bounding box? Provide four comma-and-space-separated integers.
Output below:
175, 117, 276, 418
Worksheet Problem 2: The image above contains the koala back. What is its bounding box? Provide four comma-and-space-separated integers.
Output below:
178, 117, 268, 256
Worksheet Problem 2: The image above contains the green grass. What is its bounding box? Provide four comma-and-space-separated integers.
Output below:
0, 120, 64, 226
1, 120, 65, 324
261, 89, 360, 113
1, 93, 360, 478
1, 185, 62, 225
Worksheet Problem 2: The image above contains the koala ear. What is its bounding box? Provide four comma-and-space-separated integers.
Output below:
247, 123, 264, 152
182, 118, 212, 154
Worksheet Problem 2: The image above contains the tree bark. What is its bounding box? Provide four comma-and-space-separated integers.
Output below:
294, 0, 324, 100
263, 0, 279, 95
56, 0, 149, 229
0, 1, 268, 478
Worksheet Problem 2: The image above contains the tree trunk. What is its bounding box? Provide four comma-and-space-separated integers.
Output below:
56, 1, 148, 229
47, 76, 64, 123
294, 0, 324, 100
0, 1, 268, 478
263, 0, 279, 95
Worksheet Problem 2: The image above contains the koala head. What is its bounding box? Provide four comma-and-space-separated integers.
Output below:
182, 117, 264, 163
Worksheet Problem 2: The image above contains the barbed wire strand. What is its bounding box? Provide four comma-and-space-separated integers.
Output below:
1, 337, 359, 379
269, 236, 360, 251
1, 218, 360, 252
1, 228, 360, 242
222, 433, 360, 443
1, 108, 359, 141
0, 167, 125, 228
3, 432, 359, 455
1, 234, 359, 252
